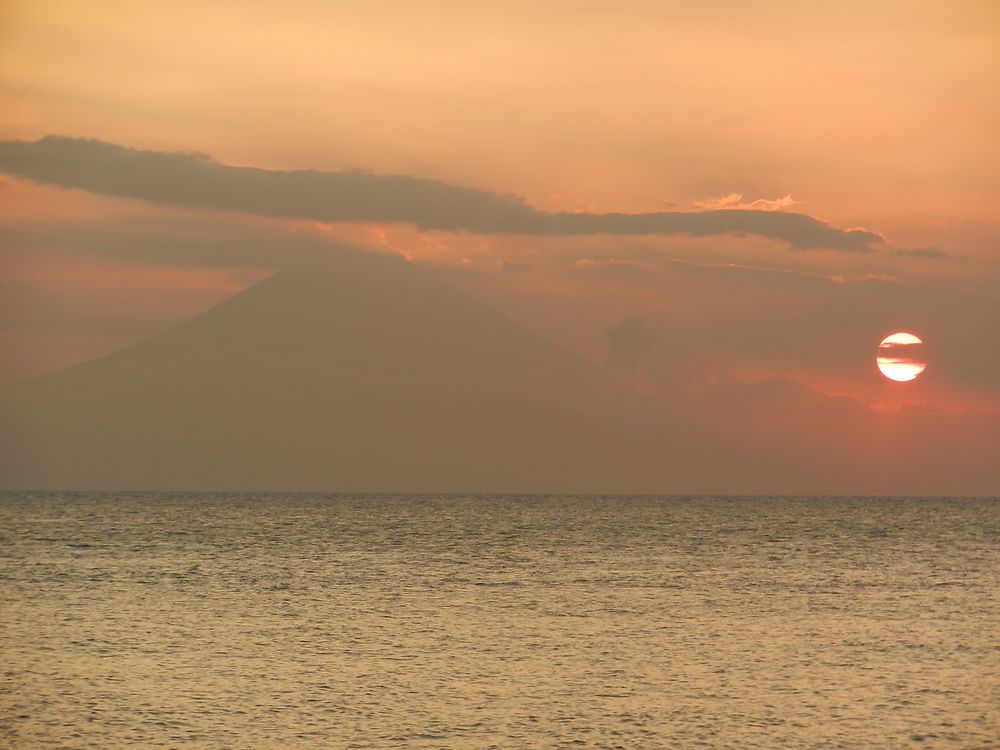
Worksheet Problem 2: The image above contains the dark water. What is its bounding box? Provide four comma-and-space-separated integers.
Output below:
0, 493, 996, 749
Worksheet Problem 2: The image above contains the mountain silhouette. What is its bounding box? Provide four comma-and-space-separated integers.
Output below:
1, 248, 626, 492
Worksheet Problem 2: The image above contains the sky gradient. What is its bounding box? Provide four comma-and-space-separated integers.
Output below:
1, 1, 998, 493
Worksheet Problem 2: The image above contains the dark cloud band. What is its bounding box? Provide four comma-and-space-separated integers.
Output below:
0, 136, 881, 251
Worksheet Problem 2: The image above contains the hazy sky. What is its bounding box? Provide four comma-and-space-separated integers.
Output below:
1, 2, 998, 492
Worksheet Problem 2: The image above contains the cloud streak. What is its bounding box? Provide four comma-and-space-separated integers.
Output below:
0, 136, 882, 251
890, 246, 965, 261
694, 192, 800, 211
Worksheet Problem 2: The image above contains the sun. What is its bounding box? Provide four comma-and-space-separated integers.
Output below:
876, 332, 926, 382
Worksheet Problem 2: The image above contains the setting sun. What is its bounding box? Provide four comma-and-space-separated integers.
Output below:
877, 332, 927, 382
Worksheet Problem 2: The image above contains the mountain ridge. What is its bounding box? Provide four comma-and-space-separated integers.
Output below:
1, 247, 622, 492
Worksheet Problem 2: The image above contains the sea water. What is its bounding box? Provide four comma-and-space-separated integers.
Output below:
0, 493, 996, 748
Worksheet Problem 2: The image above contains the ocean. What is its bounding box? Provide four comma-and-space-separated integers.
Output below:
1, 493, 996, 748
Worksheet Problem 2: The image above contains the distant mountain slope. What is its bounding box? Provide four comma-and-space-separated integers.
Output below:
0, 249, 619, 492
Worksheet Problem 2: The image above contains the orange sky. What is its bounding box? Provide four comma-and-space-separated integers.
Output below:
1, 1, 999, 418
3, 2, 998, 217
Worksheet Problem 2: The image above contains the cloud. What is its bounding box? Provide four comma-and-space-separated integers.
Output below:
573, 257, 652, 282
891, 246, 965, 260
0, 136, 883, 251
694, 192, 801, 211
605, 317, 655, 370
0, 222, 298, 268
661, 256, 898, 287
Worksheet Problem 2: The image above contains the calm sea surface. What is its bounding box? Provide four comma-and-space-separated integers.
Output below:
0, 493, 996, 749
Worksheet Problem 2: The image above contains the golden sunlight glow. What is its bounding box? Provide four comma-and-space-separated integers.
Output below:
879, 332, 922, 347
876, 332, 926, 382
